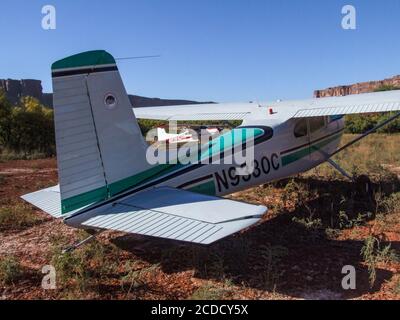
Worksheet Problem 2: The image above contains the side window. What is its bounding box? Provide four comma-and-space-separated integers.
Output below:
294, 119, 308, 138
309, 117, 325, 133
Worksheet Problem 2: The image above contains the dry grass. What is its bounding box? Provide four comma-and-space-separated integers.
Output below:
0, 150, 48, 162
0, 202, 42, 232
190, 280, 234, 300
0, 255, 23, 285
309, 134, 400, 179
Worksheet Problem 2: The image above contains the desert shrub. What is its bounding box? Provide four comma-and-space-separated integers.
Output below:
292, 216, 323, 230
51, 247, 90, 291
377, 192, 400, 214
258, 244, 288, 291
361, 236, 379, 288
281, 179, 313, 209
0, 150, 49, 161
50, 233, 108, 292
0, 203, 41, 231
190, 281, 233, 300
361, 236, 399, 288
0, 255, 23, 285
121, 261, 159, 294
338, 211, 372, 229
394, 278, 400, 295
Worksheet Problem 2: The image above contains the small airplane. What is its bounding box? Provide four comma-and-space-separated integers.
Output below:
22, 50, 400, 247
151, 127, 199, 144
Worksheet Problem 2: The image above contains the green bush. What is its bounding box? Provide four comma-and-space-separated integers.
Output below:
190, 282, 230, 300
0, 255, 23, 285
0, 91, 55, 158
50, 242, 94, 292
49, 233, 113, 293
0, 203, 41, 231
374, 85, 400, 92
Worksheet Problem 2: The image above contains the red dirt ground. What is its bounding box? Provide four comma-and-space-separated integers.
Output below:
0, 158, 399, 300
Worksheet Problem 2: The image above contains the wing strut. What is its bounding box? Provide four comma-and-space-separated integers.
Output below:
325, 111, 400, 181
329, 111, 400, 159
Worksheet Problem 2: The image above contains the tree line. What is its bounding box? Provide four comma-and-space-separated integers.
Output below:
0, 86, 399, 159
0, 90, 55, 157
345, 85, 400, 134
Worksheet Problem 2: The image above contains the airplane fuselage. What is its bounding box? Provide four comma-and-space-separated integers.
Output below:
66, 116, 344, 227
162, 116, 345, 197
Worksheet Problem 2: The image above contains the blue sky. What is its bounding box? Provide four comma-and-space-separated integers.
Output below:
1, 0, 400, 102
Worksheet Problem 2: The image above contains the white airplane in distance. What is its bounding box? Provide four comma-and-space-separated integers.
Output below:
151, 127, 199, 144
22, 50, 400, 248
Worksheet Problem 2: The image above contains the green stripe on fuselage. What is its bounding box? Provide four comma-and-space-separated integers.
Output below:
108, 164, 178, 196
61, 127, 264, 214
188, 180, 216, 196
282, 133, 342, 167
61, 163, 179, 214
61, 186, 108, 214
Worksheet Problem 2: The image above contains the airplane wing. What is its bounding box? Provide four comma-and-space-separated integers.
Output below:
287, 90, 400, 118
134, 102, 255, 121
66, 187, 267, 245
134, 90, 400, 121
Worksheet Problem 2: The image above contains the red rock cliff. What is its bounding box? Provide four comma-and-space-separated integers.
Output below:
314, 75, 400, 98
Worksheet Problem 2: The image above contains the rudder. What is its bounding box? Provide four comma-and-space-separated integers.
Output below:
52, 50, 152, 214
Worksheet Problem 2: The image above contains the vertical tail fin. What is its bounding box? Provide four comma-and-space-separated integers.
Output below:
52, 50, 152, 214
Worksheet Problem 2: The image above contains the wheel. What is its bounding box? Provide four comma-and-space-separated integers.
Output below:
355, 174, 373, 195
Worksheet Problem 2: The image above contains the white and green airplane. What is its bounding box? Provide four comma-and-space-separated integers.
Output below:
22, 50, 400, 246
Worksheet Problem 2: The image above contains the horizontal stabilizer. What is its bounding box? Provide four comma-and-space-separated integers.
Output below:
21, 185, 62, 218
66, 187, 267, 245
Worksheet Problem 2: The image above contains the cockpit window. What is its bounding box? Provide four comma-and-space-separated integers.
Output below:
294, 119, 308, 138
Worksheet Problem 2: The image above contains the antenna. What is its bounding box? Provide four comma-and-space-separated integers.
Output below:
115, 55, 161, 61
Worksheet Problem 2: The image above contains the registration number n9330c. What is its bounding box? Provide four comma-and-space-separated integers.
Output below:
214, 154, 280, 193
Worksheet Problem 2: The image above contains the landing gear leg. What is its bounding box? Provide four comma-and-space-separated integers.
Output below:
326, 159, 373, 196
327, 158, 354, 181
325, 111, 400, 198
